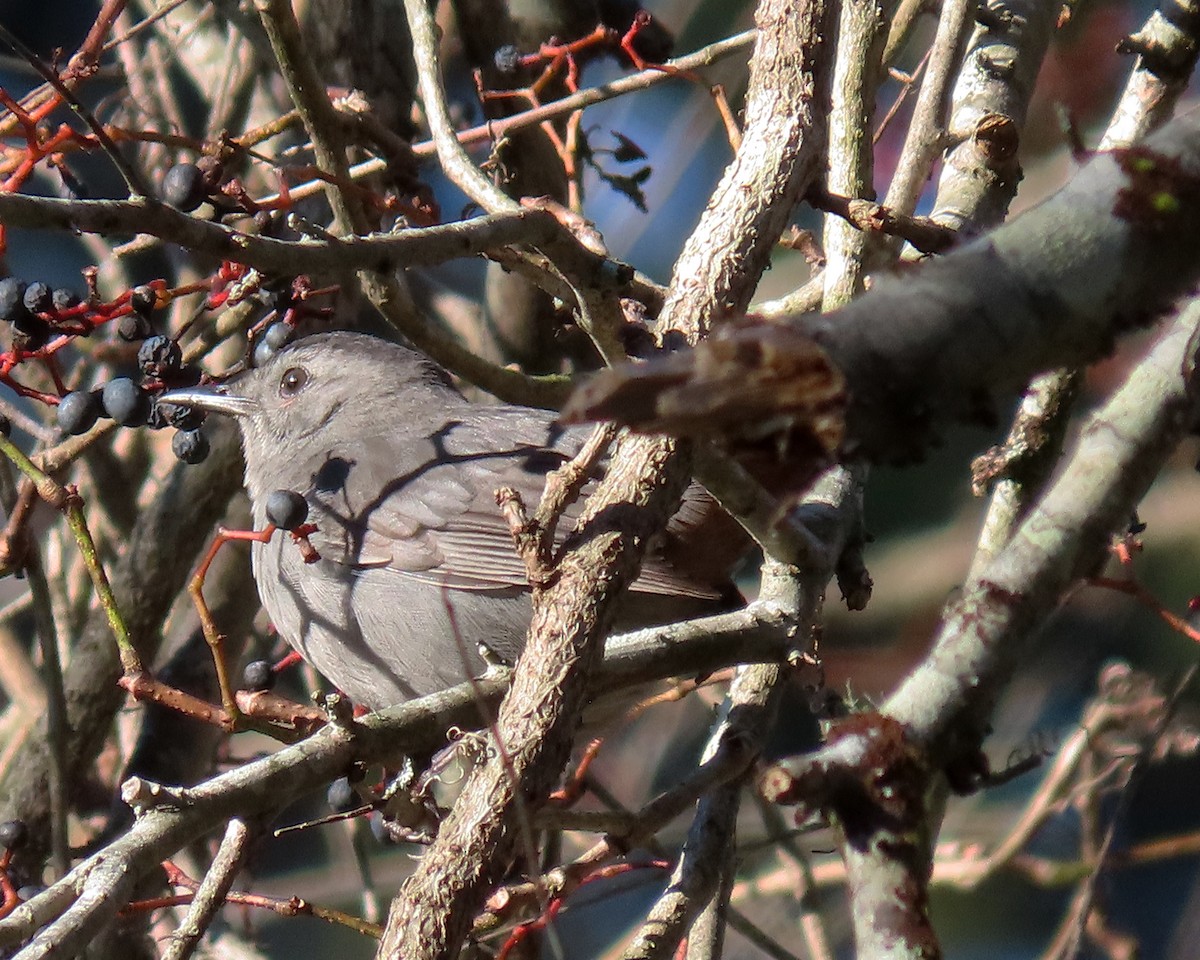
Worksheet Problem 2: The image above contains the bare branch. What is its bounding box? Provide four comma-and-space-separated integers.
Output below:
569, 105, 1200, 464
162, 818, 252, 960
925, 0, 1058, 237
624, 662, 782, 960
402, 0, 518, 214
1102, 0, 1200, 149
822, 0, 898, 306
377, 1, 835, 956
766, 300, 1200, 780
882, 0, 976, 219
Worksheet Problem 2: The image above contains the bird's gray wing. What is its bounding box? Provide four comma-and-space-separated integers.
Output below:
290, 408, 733, 600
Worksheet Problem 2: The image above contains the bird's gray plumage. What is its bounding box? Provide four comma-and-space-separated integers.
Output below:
166, 331, 743, 709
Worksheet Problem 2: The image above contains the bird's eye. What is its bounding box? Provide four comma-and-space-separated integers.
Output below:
279, 366, 308, 397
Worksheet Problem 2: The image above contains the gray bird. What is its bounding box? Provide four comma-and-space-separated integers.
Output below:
163, 331, 744, 710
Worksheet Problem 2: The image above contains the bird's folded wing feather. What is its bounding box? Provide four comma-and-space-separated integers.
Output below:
295, 409, 733, 600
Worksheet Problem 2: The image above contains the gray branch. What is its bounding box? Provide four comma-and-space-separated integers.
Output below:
925, 0, 1059, 236
835, 302, 1193, 750
568, 105, 1200, 465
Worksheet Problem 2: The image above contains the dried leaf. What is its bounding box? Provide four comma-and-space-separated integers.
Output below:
610, 131, 648, 163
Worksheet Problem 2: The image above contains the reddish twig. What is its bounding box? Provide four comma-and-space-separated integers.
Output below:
495, 860, 671, 960
188, 521, 319, 727
124, 860, 383, 938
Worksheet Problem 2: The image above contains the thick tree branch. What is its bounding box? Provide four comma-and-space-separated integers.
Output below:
377, 2, 834, 957
761, 305, 1200, 956
569, 105, 1200, 464
0, 603, 798, 957
658, 1, 833, 340
883, 314, 1187, 738
970, 0, 1200, 576
893, 306, 1200, 752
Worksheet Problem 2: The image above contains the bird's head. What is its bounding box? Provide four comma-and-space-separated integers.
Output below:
160, 331, 458, 494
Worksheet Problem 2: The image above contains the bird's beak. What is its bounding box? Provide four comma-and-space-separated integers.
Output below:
159, 383, 259, 418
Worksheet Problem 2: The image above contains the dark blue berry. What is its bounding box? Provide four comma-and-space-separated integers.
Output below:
130, 286, 157, 317
22, 282, 52, 315
101, 378, 152, 426
172, 428, 210, 464
264, 321, 292, 349
0, 819, 27, 849
252, 338, 276, 369
51, 288, 81, 312
493, 44, 521, 74
152, 399, 205, 432
327, 778, 359, 814
161, 162, 207, 212
137, 335, 182, 377
241, 659, 275, 691
57, 391, 100, 435
265, 489, 308, 530
0, 278, 29, 323
117, 313, 152, 341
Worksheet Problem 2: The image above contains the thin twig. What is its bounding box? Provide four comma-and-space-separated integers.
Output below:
161, 819, 252, 960
822, 0, 898, 308
882, 0, 976, 219
1055, 668, 1197, 959
252, 0, 367, 235
402, 0, 517, 214
0, 21, 149, 196
0, 435, 140, 674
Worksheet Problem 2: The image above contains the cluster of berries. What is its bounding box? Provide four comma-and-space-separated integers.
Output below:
0, 267, 234, 464
55, 331, 212, 463
0, 278, 82, 351
54, 329, 211, 464
1, 267, 306, 468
